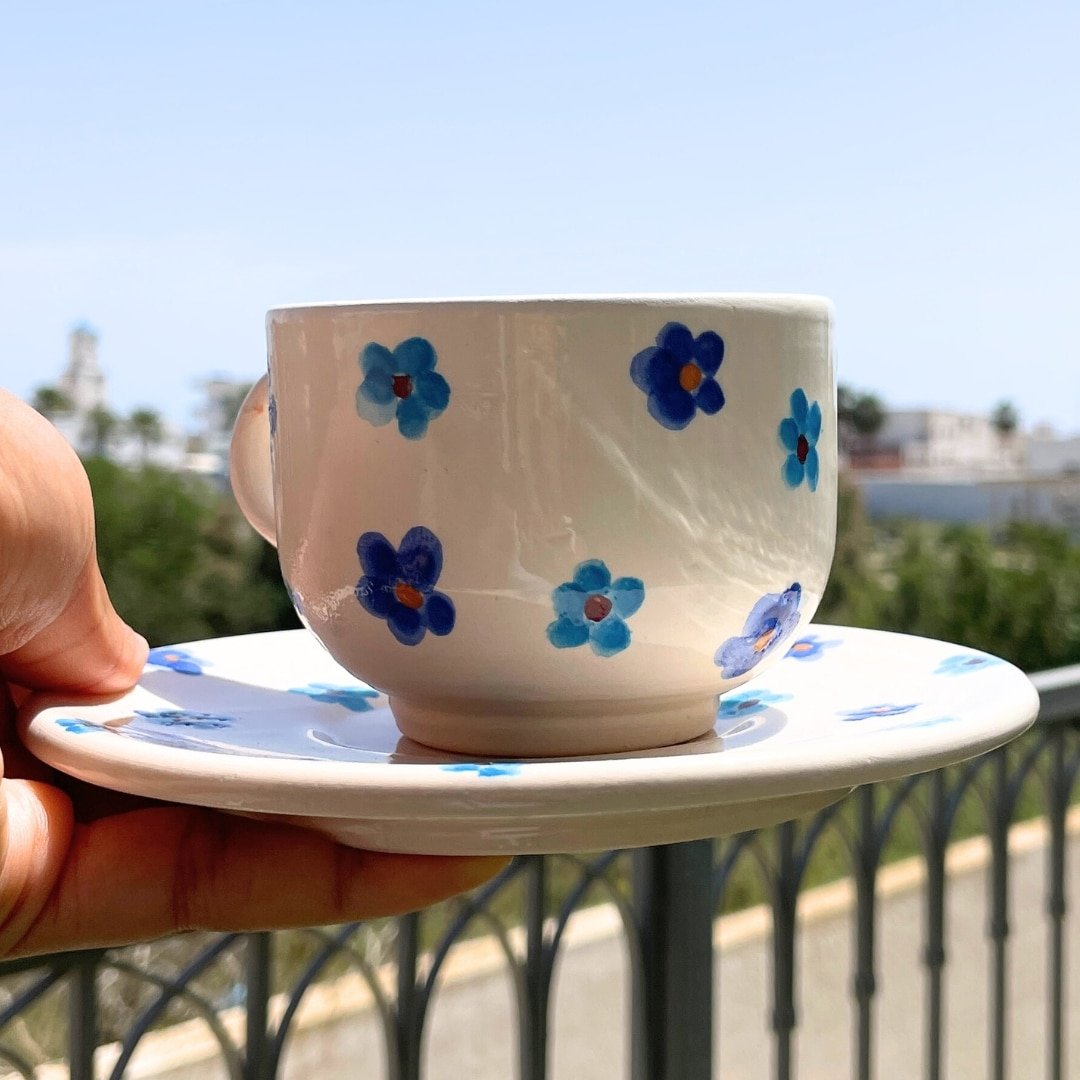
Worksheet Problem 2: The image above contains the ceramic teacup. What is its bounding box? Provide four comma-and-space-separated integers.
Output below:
230, 294, 836, 757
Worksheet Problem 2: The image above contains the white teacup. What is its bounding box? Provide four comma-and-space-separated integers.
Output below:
230, 294, 836, 757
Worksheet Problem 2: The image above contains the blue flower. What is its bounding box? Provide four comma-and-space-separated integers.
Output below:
546, 559, 645, 658
290, 683, 380, 712
355, 337, 451, 440
441, 762, 522, 777
718, 689, 793, 720
785, 634, 841, 662
356, 526, 456, 647
268, 392, 277, 437
778, 389, 823, 492
56, 718, 103, 735
146, 647, 205, 675
935, 653, 1004, 676
840, 703, 919, 722
630, 322, 726, 430
134, 709, 233, 729
715, 583, 802, 677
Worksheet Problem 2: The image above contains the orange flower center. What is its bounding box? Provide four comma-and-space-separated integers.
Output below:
679, 363, 703, 392
394, 582, 424, 609
753, 626, 779, 653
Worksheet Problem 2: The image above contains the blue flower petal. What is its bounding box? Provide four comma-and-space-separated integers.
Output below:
552, 582, 588, 622
356, 386, 397, 427
610, 577, 645, 618
806, 400, 823, 443
357, 533, 400, 580
547, 616, 590, 649
782, 454, 805, 488
387, 603, 425, 646
694, 378, 725, 416
396, 395, 431, 440
397, 526, 443, 591
573, 560, 612, 591
356, 576, 394, 617
361, 343, 396, 376
805, 447, 820, 492
790, 388, 809, 426
358, 369, 395, 405
648, 387, 696, 430
414, 370, 451, 412
715, 637, 758, 678
424, 592, 456, 636
589, 615, 631, 656
630, 346, 661, 392
778, 417, 800, 453
656, 322, 695, 362
693, 331, 725, 376
393, 337, 437, 375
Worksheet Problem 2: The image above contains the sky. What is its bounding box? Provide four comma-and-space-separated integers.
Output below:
1, 1, 1077, 434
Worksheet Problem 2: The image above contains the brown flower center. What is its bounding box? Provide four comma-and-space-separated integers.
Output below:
796, 434, 810, 464
679, 363, 703, 392
392, 374, 413, 399
583, 594, 613, 622
394, 582, 424, 609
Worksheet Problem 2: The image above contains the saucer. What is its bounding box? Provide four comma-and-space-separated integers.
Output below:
19, 627, 1039, 855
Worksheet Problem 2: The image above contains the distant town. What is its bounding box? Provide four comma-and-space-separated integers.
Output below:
28, 324, 1080, 532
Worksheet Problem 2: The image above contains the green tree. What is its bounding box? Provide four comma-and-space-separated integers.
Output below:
127, 407, 165, 464
82, 405, 119, 458
31, 385, 73, 420
992, 400, 1020, 437
837, 383, 886, 450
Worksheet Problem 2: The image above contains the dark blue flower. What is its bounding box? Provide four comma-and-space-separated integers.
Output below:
785, 634, 841, 662
715, 583, 802, 677
56, 718, 102, 735
441, 762, 522, 777
546, 559, 644, 657
840, 703, 919, 722
290, 682, 380, 712
630, 322, 726, 430
356, 526, 456, 646
268, 392, 277, 437
717, 689, 793, 720
355, 337, 451, 440
935, 654, 1004, 676
146, 647, 205, 675
134, 709, 233, 729
779, 389, 823, 492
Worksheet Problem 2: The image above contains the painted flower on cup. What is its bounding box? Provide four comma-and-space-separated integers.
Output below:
715, 583, 802, 678
630, 322, 726, 430
134, 709, 233, 729
290, 682, 381, 712
935, 654, 1004, 676
146, 647, 205, 675
778, 388, 822, 492
546, 559, 645, 658
717, 689, 793, 720
355, 337, 451, 440
785, 634, 841, 662
355, 526, 456, 647
839, 703, 918, 722
441, 762, 522, 778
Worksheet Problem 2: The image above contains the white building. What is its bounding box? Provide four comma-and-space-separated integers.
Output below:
865, 409, 1025, 476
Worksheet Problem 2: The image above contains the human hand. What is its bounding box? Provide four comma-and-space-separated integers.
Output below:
0, 391, 505, 958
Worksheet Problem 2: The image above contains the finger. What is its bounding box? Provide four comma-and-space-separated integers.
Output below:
0, 553, 147, 696
0, 786, 508, 958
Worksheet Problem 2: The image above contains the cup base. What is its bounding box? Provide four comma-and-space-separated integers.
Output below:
388, 692, 720, 758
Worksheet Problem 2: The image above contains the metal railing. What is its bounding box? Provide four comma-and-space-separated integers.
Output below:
1, 665, 1078, 1080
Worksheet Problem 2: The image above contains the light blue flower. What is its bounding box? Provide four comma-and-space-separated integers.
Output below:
146, 647, 204, 675
935, 653, 1004, 676
355, 337, 451, 440
546, 559, 645, 658
134, 709, 233, 729
718, 689, 793, 720
778, 389, 822, 492
290, 683, 380, 712
56, 718, 103, 735
785, 634, 841, 662
441, 762, 522, 777
715, 583, 802, 677
840, 703, 919, 722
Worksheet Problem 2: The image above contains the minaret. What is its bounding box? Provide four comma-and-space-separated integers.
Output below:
58, 322, 107, 415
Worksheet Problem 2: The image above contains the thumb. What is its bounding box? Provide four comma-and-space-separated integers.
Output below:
0, 551, 147, 695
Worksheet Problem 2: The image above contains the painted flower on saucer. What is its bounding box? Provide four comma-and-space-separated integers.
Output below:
715, 583, 802, 678
785, 634, 841, 662
935, 654, 1004, 676
839, 703, 919, 722
355, 337, 451, 440
717, 689, 793, 719
546, 559, 645, 658
355, 526, 456, 646
630, 322, 725, 430
441, 762, 522, 778
290, 683, 380, 712
146, 647, 205, 675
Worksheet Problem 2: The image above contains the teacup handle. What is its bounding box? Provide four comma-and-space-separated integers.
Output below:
228, 374, 277, 545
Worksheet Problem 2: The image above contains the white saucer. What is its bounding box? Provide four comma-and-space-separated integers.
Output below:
19, 627, 1039, 855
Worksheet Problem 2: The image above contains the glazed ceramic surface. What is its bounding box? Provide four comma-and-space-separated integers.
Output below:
230, 295, 837, 757
20, 626, 1038, 855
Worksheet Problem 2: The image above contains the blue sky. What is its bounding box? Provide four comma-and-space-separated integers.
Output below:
1, 1, 1077, 433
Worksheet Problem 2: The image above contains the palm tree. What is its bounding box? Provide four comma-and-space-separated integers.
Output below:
82, 406, 119, 459
31, 385, 73, 421
128, 407, 164, 465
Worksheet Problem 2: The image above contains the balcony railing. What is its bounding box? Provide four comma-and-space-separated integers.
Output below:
1, 664, 1077, 1080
